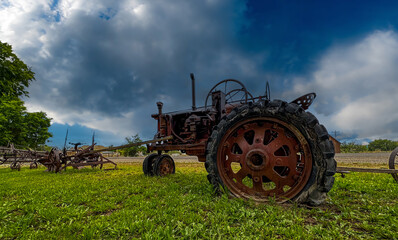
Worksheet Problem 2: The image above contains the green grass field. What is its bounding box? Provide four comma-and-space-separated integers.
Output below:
1, 163, 397, 239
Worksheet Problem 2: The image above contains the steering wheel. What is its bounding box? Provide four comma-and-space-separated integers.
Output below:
204, 79, 253, 111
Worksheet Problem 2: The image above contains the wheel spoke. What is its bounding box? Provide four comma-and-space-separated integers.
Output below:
252, 126, 265, 147
264, 166, 298, 190
266, 131, 298, 157
226, 152, 242, 163
234, 168, 248, 183
263, 167, 283, 186
234, 135, 250, 155
270, 155, 299, 172
251, 172, 265, 193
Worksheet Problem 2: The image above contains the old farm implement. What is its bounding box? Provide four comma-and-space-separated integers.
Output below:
37, 135, 118, 172
0, 144, 45, 170
0, 136, 118, 172
36, 136, 173, 172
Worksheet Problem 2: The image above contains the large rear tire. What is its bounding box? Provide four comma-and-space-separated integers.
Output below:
205, 100, 336, 205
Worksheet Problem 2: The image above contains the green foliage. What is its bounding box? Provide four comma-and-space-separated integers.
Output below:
0, 162, 397, 239
341, 142, 368, 153
368, 139, 398, 151
118, 134, 146, 157
0, 41, 35, 98
0, 41, 52, 148
0, 96, 52, 148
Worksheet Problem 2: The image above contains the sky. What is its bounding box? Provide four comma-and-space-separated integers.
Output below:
1, 0, 398, 147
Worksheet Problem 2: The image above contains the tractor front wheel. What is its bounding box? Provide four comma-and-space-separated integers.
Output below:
153, 154, 175, 176
143, 153, 159, 176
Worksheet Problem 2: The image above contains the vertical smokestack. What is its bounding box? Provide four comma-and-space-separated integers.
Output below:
190, 73, 196, 110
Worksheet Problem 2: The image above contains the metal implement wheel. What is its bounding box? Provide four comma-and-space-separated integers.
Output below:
205, 100, 336, 205
0, 156, 7, 164
143, 153, 159, 176
204, 79, 254, 111
153, 154, 175, 176
48, 149, 62, 173
389, 147, 398, 182
10, 162, 21, 171
30, 162, 38, 169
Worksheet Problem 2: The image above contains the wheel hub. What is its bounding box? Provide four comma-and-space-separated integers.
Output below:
160, 161, 171, 175
246, 150, 267, 171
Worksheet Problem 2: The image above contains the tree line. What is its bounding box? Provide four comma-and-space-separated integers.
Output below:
341, 139, 398, 153
0, 41, 52, 148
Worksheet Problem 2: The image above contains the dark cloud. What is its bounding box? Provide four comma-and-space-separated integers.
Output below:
27, 0, 258, 115
2, 0, 398, 145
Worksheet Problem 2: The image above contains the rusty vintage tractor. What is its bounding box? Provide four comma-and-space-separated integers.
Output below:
144, 74, 336, 205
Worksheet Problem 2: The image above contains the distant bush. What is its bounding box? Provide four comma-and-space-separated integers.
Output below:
341, 142, 368, 153
118, 134, 146, 157
368, 139, 398, 152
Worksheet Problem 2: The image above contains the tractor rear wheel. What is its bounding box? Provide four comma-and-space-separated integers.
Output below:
153, 154, 175, 176
205, 100, 336, 205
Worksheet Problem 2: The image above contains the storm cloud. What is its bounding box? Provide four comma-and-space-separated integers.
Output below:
287, 31, 398, 141
2, 0, 268, 140
1, 0, 398, 145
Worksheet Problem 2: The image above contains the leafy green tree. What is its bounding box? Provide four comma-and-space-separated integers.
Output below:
24, 111, 52, 148
0, 96, 51, 148
0, 41, 52, 148
0, 41, 35, 98
368, 139, 398, 151
0, 97, 26, 145
118, 134, 146, 157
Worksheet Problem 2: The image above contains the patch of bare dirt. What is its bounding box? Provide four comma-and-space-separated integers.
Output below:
335, 152, 390, 165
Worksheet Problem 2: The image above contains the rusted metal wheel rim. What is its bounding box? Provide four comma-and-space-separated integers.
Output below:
217, 117, 313, 202
158, 156, 174, 176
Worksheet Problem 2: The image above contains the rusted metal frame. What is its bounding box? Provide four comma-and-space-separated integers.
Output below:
336, 167, 398, 174
166, 114, 188, 143
85, 136, 173, 155
148, 142, 205, 151
62, 156, 117, 169
148, 142, 206, 162
0, 146, 45, 169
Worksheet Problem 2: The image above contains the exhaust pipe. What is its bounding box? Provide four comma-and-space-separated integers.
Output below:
190, 73, 196, 110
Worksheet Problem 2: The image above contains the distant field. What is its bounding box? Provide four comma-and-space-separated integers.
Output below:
0, 153, 397, 239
